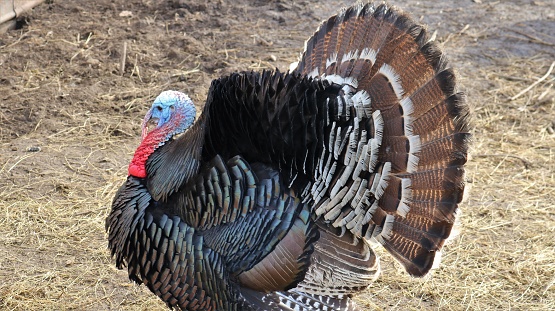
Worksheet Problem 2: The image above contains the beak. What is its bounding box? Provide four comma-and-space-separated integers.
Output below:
141, 110, 160, 140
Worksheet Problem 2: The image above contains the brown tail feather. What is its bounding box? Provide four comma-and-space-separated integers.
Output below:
294, 3, 470, 276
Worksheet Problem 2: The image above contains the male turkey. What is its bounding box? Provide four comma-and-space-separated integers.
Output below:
107, 2, 470, 310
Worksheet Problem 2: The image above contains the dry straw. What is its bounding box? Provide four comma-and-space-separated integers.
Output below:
1, 1, 554, 310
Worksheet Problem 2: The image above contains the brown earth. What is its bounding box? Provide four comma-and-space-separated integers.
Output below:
1, 0, 554, 310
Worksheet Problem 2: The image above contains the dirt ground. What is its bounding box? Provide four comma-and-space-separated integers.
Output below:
1, 0, 554, 310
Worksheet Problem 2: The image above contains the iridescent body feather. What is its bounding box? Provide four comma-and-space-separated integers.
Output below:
107, 3, 470, 310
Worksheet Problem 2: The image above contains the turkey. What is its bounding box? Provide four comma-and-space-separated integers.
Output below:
106, 2, 470, 310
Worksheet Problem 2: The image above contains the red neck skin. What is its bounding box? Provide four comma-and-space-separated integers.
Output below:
128, 127, 169, 178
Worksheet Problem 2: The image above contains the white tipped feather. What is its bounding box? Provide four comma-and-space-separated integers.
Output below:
324, 187, 349, 221
406, 154, 419, 174
378, 63, 404, 100
345, 212, 364, 232
362, 200, 379, 224
333, 210, 355, 228
317, 145, 327, 176
325, 98, 331, 125
338, 125, 352, 158
397, 178, 412, 217
301, 181, 312, 200
400, 97, 414, 136
372, 110, 384, 142
372, 162, 391, 199
333, 126, 342, 160
400, 97, 414, 116
351, 90, 371, 107
310, 178, 322, 197
344, 126, 358, 166
352, 117, 360, 141
368, 138, 380, 173
359, 47, 378, 64
407, 135, 421, 173
330, 154, 356, 197
314, 198, 330, 216
343, 96, 352, 118
351, 90, 371, 118
397, 201, 411, 218
343, 139, 354, 167
307, 67, 320, 78
355, 130, 367, 160
325, 161, 337, 188
341, 50, 360, 63
326, 52, 338, 68
408, 135, 422, 154
352, 143, 369, 178
337, 98, 343, 117
328, 122, 337, 152
382, 214, 396, 240
302, 149, 309, 174
369, 172, 381, 195
350, 179, 368, 208
289, 60, 299, 72
376, 214, 395, 242
322, 74, 358, 88
341, 178, 361, 206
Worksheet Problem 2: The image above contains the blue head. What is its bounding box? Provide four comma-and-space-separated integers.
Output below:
130, 91, 197, 178
141, 90, 197, 141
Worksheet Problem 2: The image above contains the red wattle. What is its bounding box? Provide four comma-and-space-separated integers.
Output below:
128, 162, 147, 178
128, 136, 158, 179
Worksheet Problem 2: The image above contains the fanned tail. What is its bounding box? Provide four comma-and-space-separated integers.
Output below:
294, 3, 470, 276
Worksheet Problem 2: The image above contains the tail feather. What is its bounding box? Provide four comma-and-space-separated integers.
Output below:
296, 222, 380, 296
416, 133, 470, 170
413, 93, 470, 142
294, 3, 470, 276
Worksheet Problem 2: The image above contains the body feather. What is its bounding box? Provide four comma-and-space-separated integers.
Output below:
107, 2, 470, 310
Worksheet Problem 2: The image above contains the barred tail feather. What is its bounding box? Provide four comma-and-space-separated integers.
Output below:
295, 3, 470, 276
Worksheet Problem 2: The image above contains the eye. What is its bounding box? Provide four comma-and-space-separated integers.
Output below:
156, 106, 163, 112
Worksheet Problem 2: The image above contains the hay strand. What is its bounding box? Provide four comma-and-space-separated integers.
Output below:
510, 61, 555, 100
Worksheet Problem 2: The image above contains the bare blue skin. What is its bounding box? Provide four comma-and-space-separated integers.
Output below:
141, 90, 197, 142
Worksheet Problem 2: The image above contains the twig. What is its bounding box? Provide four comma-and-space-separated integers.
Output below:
120, 41, 127, 76
69, 49, 84, 63
459, 24, 470, 35
0, 29, 38, 50
479, 221, 512, 231
7, 154, 35, 173
510, 61, 555, 100
169, 68, 200, 78
73, 207, 106, 216
509, 28, 555, 47
497, 75, 531, 82
130, 54, 142, 82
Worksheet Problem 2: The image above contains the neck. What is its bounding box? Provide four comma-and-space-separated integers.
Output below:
128, 104, 194, 179
140, 115, 206, 201
128, 127, 170, 178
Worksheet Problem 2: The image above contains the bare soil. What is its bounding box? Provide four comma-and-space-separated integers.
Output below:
1, 0, 554, 310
